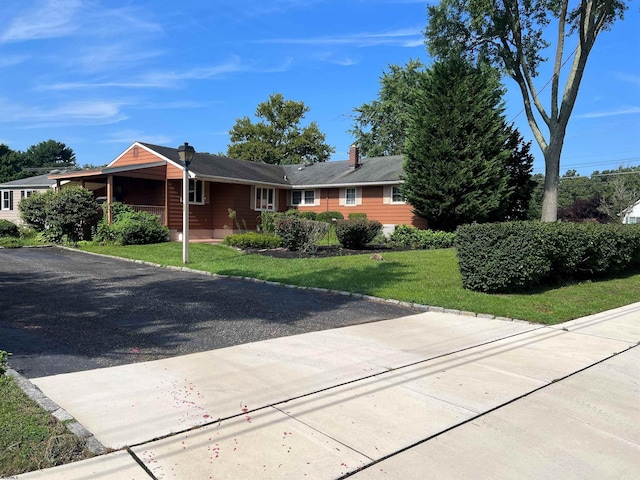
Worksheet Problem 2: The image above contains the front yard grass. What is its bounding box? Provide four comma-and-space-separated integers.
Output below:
80, 242, 640, 324
0, 375, 93, 477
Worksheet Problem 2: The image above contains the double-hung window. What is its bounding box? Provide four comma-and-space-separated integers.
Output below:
345, 188, 356, 206
1, 191, 13, 210
391, 186, 405, 204
291, 190, 315, 206
21, 190, 37, 199
188, 179, 204, 204
255, 187, 275, 211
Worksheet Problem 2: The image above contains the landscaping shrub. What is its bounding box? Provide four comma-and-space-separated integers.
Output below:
223, 232, 281, 249
389, 225, 456, 249
259, 211, 277, 234
456, 221, 640, 293
335, 218, 382, 249
18, 190, 54, 232
95, 209, 168, 246
274, 217, 329, 252
45, 187, 101, 242
348, 213, 367, 220
316, 211, 344, 223
0, 220, 19, 238
299, 211, 318, 220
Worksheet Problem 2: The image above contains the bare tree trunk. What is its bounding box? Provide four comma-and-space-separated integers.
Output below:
541, 139, 562, 222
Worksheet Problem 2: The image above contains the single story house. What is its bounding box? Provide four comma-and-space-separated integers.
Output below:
49, 142, 427, 240
0, 174, 56, 224
622, 198, 640, 224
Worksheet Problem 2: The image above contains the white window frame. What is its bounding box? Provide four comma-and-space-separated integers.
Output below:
345, 187, 357, 206
291, 189, 317, 206
255, 187, 275, 211
390, 186, 406, 204
189, 179, 205, 205
1, 191, 13, 210
21, 190, 37, 199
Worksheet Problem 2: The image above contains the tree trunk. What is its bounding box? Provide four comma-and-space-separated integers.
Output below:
540, 139, 563, 222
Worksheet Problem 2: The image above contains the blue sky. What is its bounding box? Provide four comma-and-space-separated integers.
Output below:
0, 0, 638, 176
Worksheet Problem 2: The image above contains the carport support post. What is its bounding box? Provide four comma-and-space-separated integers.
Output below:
178, 143, 195, 264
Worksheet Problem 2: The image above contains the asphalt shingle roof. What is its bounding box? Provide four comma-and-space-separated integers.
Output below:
0, 174, 55, 188
142, 143, 404, 187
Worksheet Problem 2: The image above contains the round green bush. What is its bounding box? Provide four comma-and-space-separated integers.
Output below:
0, 219, 19, 238
316, 211, 344, 223
335, 218, 382, 249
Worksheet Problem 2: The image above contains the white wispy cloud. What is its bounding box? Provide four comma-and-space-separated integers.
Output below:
615, 73, 640, 89
0, 98, 127, 126
257, 28, 423, 48
0, 0, 82, 43
0, 55, 28, 68
577, 106, 640, 119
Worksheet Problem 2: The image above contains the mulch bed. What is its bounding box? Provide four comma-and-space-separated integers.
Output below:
244, 245, 411, 259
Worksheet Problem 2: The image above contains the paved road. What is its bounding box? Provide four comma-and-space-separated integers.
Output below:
0, 247, 418, 378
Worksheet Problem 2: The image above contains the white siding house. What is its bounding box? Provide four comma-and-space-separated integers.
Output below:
0, 174, 55, 225
622, 199, 640, 224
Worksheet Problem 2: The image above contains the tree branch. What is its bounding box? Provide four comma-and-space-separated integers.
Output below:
551, 0, 569, 121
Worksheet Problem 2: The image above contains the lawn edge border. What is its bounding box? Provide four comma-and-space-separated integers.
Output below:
66, 245, 533, 325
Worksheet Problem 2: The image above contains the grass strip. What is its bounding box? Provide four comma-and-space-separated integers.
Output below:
79, 242, 640, 324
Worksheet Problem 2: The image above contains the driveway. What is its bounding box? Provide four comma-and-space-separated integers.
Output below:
0, 247, 418, 378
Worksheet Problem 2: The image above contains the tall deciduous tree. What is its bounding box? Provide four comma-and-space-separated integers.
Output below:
349, 59, 426, 157
403, 56, 533, 231
425, 0, 629, 221
227, 93, 334, 165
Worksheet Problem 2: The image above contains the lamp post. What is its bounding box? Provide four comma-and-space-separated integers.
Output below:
178, 142, 195, 263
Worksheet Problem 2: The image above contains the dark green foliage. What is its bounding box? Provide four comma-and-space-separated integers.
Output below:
389, 224, 455, 249
347, 213, 367, 220
0, 140, 76, 183
258, 211, 277, 234
94, 203, 168, 245
403, 55, 532, 231
45, 187, 101, 242
456, 222, 640, 293
316, 211, 344, 223
19, 190, 54, 231
274, 217, 330, 252
350, 59, 426, 157
335, 218, 383, 249
0, 220, 19, 238
298, 211, 317, 220
227, 93, 334, 165
223, 232, 281, 249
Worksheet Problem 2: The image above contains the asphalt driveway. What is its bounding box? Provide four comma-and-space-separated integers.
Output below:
0, 247, 418, 378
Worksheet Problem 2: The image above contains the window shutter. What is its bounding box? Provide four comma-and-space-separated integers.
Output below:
250, 186, 256, 210
314, 189, 320, 206
356, 188, 362, 206
383, 186, 390, 204
204, 182, 210, 204
338, 188, 345, 206
274, 189, 279, 211
10, 191, 14, 210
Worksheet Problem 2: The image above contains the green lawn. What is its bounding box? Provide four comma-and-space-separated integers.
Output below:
0, 375, 93, 477
80, 242, 640, 324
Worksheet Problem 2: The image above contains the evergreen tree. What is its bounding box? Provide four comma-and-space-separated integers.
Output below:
403, 56, 526, 231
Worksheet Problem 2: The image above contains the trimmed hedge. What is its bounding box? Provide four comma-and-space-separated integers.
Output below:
335, 218, 382, 249
389, 225, 456, 249
94, 203, 168, 245
316, 211, 344, 223
223, 232, 281, 249
0, 220, 19, 238
456, 221, 640, 293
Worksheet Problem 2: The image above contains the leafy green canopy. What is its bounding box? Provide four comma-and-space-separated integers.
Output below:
403, 56, 534, 231
350, 59, 426, 158
0, 140, 76, 183
227, 93, 334, 165
425, 0, 629, 221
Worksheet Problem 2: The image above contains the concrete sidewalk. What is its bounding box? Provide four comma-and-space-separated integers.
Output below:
10, 303, 640, 479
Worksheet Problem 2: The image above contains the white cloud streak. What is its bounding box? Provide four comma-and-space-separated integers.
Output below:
0, 0, 82, 43
257, 28, 424, 48
577, 106, 640, 119
0, 98, 127, 126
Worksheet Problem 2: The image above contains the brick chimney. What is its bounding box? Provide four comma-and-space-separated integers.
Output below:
349, 144, 361, 168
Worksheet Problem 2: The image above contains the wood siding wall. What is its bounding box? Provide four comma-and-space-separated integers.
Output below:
297, 186, 428, 228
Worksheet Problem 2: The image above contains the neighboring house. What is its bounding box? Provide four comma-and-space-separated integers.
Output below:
49, 142, 427, 241
622, 198, 640, 224
0, 174, 55, 224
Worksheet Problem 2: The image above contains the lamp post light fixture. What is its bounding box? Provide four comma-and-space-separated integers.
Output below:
178, 142, 195, 263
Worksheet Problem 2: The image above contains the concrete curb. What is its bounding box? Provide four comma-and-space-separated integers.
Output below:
63, 245, 533, 326
5, 368, 107, 455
